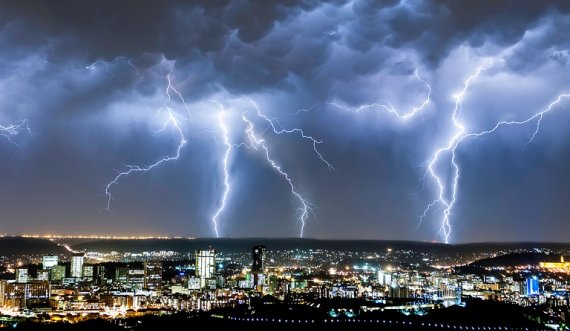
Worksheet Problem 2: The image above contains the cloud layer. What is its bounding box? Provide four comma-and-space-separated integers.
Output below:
0, 1, 569, 242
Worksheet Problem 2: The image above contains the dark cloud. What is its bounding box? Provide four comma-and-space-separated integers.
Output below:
1, 0, 567, 100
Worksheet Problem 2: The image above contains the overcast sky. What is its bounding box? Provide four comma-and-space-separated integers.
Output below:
1, 0, 570, 242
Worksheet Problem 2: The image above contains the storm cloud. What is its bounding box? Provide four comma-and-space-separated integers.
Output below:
0, 0, 569, 242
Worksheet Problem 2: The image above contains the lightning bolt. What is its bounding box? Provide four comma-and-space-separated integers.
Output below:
247, 99, 336, 171
211, 98, 330, 237
422, 65, 488, 243
85, 56, 137, 72
210, 110, 232, 238
104, 66, 188, 211
241, 111, 312, 237
460, 92, 570, 146
0, 120, 30, 145
329, 69, 431, 121
293, 104, 316, 115
423, 61, 570, 243
95, 58, 331, 238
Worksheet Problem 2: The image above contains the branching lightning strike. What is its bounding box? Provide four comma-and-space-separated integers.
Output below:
422, 62, 570, 243
210, 110, 233, 238
210, 99, 332, 238
241, 111, 312, 237
85, 56, 137, 73
96, 56, 333, 238
422, 65, 488, 243
329, 69, 432, 121
104, 67, 188, 211
0, 120, 30, 145
248, 99, 336, 172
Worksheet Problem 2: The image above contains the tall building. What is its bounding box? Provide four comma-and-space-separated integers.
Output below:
251, 245, 266, 290
50, 265, 66, 282
0, 281, 5, 306
195, 249, 216, 289
16, 268, 28, 283
82, 265, 94, 282
378, 270, 386, 285
127, 267, 145, 290
95, 265, 106, 285
115, 267, 128, 284
71, 253, 85, 278
42, 255, 59, 269
144, 261, 163, 290
252, 245, 266, 273
525, 276, 539, 296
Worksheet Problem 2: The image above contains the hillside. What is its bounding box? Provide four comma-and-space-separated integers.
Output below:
0, 237, 68, 256
469, 252, 557, 267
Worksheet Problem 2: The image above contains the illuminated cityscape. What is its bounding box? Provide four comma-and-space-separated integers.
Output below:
0, 237, 568, 329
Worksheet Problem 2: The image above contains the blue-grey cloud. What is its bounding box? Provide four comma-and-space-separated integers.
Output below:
0, 1, 569, 242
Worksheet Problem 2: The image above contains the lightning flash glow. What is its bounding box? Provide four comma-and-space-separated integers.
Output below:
104, 66, 188, 211
210, 110, 232, 238
423, 62, 570, 243
422, 65, 488, 243
248, 99, 336, 172
241, 110, 312, 237
210, 99, 333, 238
99, 58, 332, 238
329, 69, 432, 121
0, 120, 30, 145
85, 56, 137, 73
94, 53, 569, 242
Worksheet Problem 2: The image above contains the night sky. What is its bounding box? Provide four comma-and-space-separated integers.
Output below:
1, 1, 570, 242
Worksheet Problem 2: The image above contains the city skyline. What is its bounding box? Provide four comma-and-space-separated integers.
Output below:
0, 236, 568, 329
1, 1, 570, 242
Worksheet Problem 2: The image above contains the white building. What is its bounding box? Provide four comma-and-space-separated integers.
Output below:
16, 268, 28, 283
195, 249, 216, 289
42, 255, 59, 269
71, 253, 84, 278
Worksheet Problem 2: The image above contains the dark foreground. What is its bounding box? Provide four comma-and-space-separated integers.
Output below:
10, 300, 551, 331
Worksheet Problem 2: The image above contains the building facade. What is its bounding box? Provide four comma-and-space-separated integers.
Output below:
196, 249, 216, 289
42, 255, 59, 269
71, 253, 85, 278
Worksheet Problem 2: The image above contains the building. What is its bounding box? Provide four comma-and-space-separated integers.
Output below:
42, 255, 59, 269
82, 265, 94, 282
94, 265, 106, 285
2, 282, 50, 309
71, 253, 85, 278
144, 261, 162, 290
115, 267, 128, 284
16, 268, 28, 283
188, 276, 200, 290
378, 270, 392, 286
0, 280, 5, 306
525, 276, 539, 296
252, 245, 266, 273
127, 268, 145, 290
252, 245, 266, 290
50, 265, 66, 282
36, 269, 50, 281
196, 249, 216, 289
539, 256, 570, 271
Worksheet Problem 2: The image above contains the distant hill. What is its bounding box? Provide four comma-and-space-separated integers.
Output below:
67, 238, 570, 255
2, 236, 570, 258
70, 238, 448, 254
0, 237, 67, 256
469, 252, 562, 267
